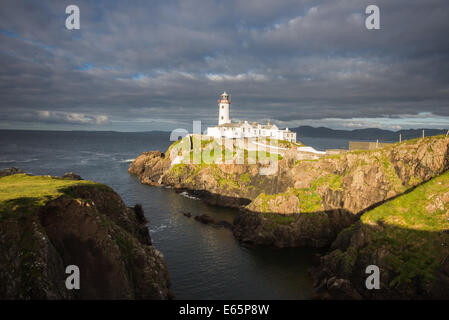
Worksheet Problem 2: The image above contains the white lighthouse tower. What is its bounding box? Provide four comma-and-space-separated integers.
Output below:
206, 91, 297, 142
218, 91, 231, 125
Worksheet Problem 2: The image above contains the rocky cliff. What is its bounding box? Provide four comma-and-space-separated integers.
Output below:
129, 135, 449, 248
312, 170, 449, 299
0, 170, 172, 299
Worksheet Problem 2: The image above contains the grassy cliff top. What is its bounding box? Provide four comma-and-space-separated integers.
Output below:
165, 135, 301, 164
362, 170, 449, 231
0, 174, 106, 218
359, 170, 449, 286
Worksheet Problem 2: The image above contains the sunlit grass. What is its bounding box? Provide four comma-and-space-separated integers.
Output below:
0, 174, 103, 218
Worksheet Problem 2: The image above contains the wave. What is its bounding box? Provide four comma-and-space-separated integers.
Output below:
20, 158, 39, 163
0, 160, 15, 163
119, 158, 135, 163
0, 158, 38, 163
180, 191, 200, 200
149, 225, 167, 233
80, 151, 111, 157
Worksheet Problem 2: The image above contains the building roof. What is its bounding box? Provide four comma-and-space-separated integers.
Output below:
218, 123, 241, 128
216, 122, 281, 130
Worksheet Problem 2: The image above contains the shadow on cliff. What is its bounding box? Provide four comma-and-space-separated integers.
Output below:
233, 208, 358, 248
178, 188, 252, 208
0, 196, 45, 216
233, 167, 449, 249
354, 176, 441, 219
313, 221, 449, 300
0, 185, 172, 299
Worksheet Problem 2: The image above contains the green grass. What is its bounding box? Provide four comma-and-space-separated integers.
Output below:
165, 137, 183, 154
312, 173, 343, 191
253, 188, 324, 214
362, 171, 449, 231
296, 188, 324, 212
167, 135, 285, 165
240, 172, 251, 183
0, 174, 104, 218
360, 170, 449, 286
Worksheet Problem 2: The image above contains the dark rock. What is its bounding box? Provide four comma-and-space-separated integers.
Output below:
62, 172, 82, 180
183, 211, 233, 230
233, 209, 357, 248
313, 277, 362, 300
0, 183, 171, 299
182, 211, 192, 218
194, 214, 215, 225
214, 220, 234, 230
134, 204, 147, 224
0, 167, 25, 177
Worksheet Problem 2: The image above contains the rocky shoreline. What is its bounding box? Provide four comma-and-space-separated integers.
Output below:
129, 134, 449, 299
0, 168, 173, 299
129, 135, 449, 247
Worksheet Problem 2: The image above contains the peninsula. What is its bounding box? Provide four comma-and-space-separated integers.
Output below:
129, 132, 449, 299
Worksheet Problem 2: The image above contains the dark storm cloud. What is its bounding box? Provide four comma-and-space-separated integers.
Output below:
0, 0, 448, 130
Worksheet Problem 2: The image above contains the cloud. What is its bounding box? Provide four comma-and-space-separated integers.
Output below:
0, 0, 448, 131
0, 110, 110, 125
206, 73, 268, 82
36, 111, 110, 125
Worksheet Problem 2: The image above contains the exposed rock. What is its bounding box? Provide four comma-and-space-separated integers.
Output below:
194, 214, 215, 225
129, 135, 449, 248
214, 220, 234, 230
233, 208, 356, 248
182, 212, 233, 230
312, 277, 362, 300
62, 172, 83, 180
311, 171, 449, 299
0, 174, 172, 299
128, 151, 170, 186
0, 167, 25, 177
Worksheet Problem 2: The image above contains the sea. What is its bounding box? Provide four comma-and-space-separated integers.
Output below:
0, 130, 351, 299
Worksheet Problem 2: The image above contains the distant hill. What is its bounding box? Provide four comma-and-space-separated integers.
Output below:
290, 126, 448, 141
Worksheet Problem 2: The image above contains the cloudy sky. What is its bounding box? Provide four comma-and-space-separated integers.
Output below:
1, 0, 448, 132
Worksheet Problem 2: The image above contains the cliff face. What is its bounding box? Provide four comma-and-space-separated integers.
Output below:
129, 135, 449, 248
0, 172, 172, 299
312, 170, 449, 299
234, 136, 449, 247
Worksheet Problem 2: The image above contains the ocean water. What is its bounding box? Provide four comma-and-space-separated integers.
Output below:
0, 130, 349, 299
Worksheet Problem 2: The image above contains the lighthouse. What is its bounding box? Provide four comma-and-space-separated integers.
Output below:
218, 91, 231, 125
206, 91, 296, 142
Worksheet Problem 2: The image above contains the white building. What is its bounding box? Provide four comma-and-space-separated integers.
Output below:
206, 92, 297, 142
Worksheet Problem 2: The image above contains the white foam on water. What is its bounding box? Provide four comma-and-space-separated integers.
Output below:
150, 225, 167, 233
0, 158, 39, 163
180, 191, 200, 200
0, 159, 15, 163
